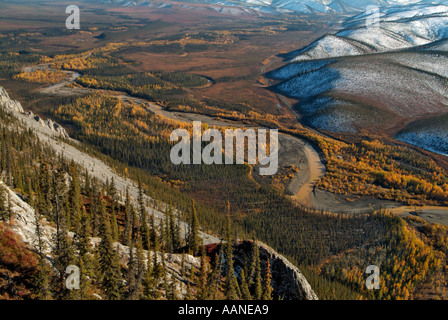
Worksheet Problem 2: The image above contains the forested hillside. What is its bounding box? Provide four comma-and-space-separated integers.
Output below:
0, 106, 282, 300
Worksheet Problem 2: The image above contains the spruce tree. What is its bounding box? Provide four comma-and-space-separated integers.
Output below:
224, 214, 239, 300
4, 137, 12, 187
143, 249, 155, 300
252, 241, 262, 300
52, 169, 75, 298
126, 239, 137, 299
249, 239, 259, 286
197, 245, 208, 300
74, 206, 93, 300
180, 251, 186, 278
97, 197, 122, 300
209, 252, 222, 300
140, 207, 151, 251
126, 237, 145, 300
37, 163, 52, 219
108, 177, 117, 200
68, 162, 82, 229
32, 198, 52, 300
262, 260, 273, 300
164, 215, 172, 253
188, 200, 199, 255
33, 198, 46, 260
7, 192, 12, 223
239, 269, 251, 300
138, 179, 150, 249
110, 202, 119, 241
123, 187, 132, 246
152, 232, 163, 279
34, 258, 53, 300
0, 185, 8, 221
52, 215, 74, 298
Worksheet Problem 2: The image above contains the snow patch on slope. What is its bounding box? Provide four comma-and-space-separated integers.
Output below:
396, 130, 448, 155
275, 67, 340, 98
290, 4, 448, 61
267, 59, 335, 80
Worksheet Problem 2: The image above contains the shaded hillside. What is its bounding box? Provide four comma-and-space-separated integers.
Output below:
268, 4, 448, 154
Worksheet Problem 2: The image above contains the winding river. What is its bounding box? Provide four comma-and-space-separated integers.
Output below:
22, 60, 448, 224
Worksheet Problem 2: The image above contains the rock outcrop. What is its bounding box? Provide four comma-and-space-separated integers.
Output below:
0, 87, 24, 113
234, 240, 318, 300
0, 86, 68, 138
25, 111, 69, 138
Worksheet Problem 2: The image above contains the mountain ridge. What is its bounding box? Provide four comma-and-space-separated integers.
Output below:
267, 4, 448, 155
90, 0, 448, 15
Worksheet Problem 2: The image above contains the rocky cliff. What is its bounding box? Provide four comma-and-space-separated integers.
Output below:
0, 87, 24, 113
0, 86, 68, 138
234, 241, 318, 300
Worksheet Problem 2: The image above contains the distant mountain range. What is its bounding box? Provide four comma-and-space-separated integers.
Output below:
93, 0, 448, 15
267, 4, 448, 155
287, 4, 448, 60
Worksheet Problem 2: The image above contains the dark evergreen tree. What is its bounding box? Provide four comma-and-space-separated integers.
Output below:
209, 252, 222, 300
143, 248, 156, 300
74, 206, 93, 299
262, 260, 273, 300
250, 241, 262, 300
122, 187, 132, 246
138, 181, 151, 250
239, 269, 251, 300
110, 202, 119, 241
188, 200, 199, 255
97, 197, 122, 300
51, 169, 75, 298
197, 245, 208, 300
224, 213, 239, 300
32, 197, 52, 300
0, 185, 8, 221
68, 161, 82, 229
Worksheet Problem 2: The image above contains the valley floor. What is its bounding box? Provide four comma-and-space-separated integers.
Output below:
22, 57, 448, 225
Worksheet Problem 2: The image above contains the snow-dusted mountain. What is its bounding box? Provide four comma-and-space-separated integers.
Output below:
267, 4, 448, 155
288, 4, 448, 61
183, 0, 448, 15
90, 0, 448, 15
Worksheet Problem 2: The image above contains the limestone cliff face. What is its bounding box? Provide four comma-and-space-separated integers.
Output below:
234, 241, 318, 300
0, 86, 68, 138
0, 87, 24, 113
25, 111, 68, 138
